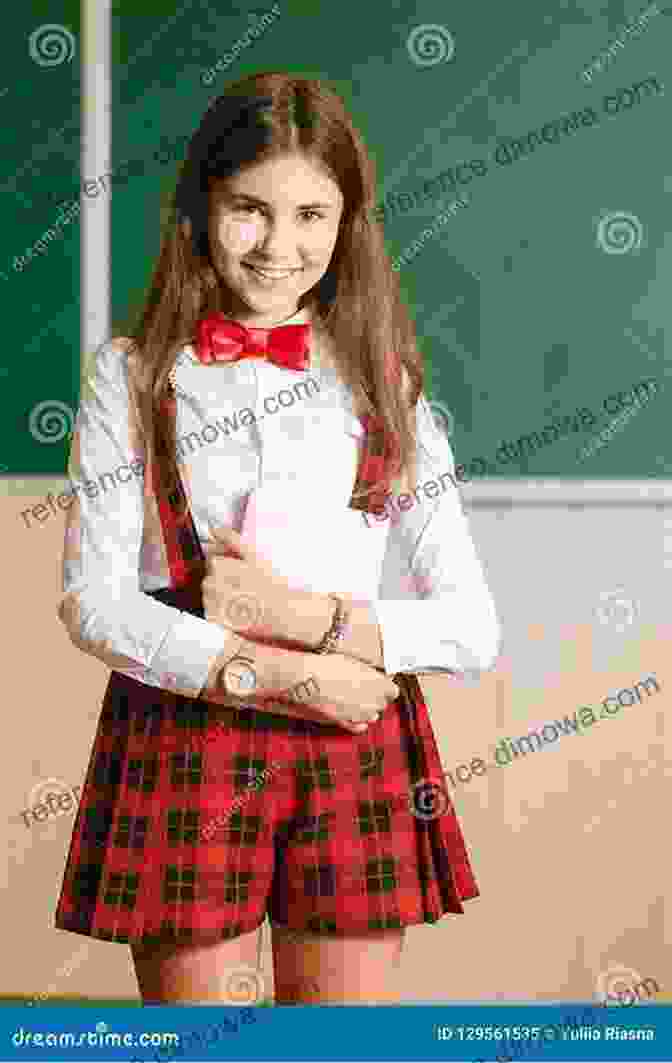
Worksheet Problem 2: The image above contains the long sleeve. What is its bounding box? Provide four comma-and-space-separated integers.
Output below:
57, 340, 238, 697
372, 392, 501, 680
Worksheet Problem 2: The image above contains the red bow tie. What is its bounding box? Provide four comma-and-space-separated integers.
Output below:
195, 312, 311, 371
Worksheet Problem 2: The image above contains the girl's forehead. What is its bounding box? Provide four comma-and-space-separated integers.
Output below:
210, 154, 342, 199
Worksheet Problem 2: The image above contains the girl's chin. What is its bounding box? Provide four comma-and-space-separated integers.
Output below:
234, 275, 311, 305
215, 267, 320, 313
241, 291, 302, 313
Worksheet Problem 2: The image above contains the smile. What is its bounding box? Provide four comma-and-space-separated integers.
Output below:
243, 263, 302, 280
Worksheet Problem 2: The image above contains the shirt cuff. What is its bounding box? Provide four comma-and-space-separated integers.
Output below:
370, 600, 470, 676
150, 611, 239, 698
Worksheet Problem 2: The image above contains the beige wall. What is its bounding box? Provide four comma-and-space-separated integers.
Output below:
2, 490, 669, 1003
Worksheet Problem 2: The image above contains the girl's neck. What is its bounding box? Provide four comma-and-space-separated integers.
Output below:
239, 310, 303, 327
219, 292, 309, 329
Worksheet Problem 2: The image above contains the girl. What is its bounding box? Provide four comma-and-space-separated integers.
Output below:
54, 71, 500, 1006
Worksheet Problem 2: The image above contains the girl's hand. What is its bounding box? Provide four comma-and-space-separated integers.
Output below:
201, 640, 400, 735
294, 651, 401, 729
201, 525, 293, 641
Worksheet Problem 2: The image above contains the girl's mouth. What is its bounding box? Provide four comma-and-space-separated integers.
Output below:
242, 263, 302, 283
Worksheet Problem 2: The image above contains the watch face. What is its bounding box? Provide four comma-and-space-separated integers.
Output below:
222, 657, 257, 697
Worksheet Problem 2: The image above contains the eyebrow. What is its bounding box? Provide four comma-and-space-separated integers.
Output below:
227, 192, 335, 210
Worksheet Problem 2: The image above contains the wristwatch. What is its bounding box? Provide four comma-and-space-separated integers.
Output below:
216, 654, 258, 700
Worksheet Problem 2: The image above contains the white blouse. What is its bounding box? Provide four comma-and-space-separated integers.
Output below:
57, 307, 501, 698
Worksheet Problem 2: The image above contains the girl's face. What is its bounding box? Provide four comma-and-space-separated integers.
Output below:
208, 152, 345, 326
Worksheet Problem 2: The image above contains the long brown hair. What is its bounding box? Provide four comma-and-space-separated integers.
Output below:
118, 71, 424, 516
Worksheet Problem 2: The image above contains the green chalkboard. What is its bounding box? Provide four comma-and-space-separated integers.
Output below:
0, 0, 81, 475
8, 0, 668, 479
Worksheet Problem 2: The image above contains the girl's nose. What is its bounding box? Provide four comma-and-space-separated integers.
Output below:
256, 219, 299, 257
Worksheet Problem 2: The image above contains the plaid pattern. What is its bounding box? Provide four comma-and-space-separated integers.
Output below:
54, 388, 479, 945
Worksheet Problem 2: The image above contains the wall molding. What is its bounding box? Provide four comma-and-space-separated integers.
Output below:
462, 479, 672, 506
5, 477, 672, 507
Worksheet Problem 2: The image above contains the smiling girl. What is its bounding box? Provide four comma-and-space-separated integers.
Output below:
54, 72, 500, 1005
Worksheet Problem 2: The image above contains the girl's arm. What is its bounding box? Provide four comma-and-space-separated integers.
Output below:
247, 390, 501, 680
58, 340, 245, 699
198, 634, 398, 734
263, 591, 385, 670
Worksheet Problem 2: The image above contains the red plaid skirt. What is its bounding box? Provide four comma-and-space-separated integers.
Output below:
53, 593, 480, 947
54, 443, 479, 946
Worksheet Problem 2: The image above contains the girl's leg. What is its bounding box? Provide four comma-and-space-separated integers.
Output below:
130, 925, 262, 1004
271, 924, 405, 1004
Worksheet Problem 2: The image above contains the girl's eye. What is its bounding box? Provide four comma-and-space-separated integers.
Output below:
232, 206, 323, 221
